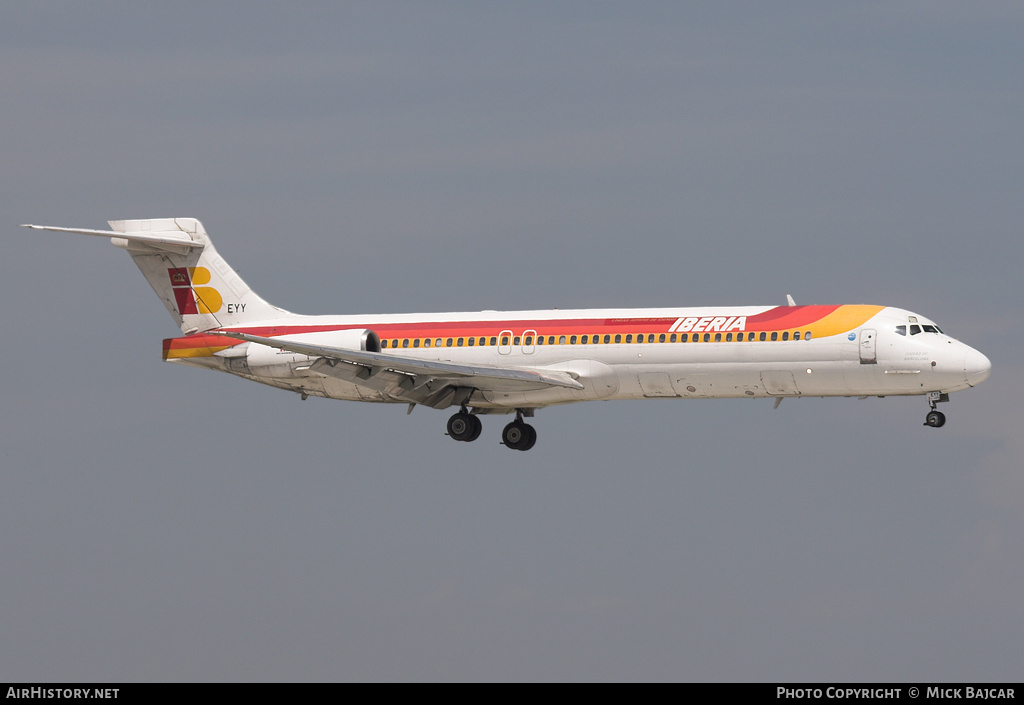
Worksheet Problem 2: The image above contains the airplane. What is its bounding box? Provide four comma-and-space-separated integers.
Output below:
23, 218, 991, 451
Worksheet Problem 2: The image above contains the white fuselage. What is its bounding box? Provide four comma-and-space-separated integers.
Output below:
168, 304, 991, 409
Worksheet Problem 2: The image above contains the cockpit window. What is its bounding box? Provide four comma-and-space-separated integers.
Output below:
922, 324, 940, 334
896, 325, 906, 336
910, 324, 921, 335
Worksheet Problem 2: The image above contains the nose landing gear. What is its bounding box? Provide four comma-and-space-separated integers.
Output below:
924, 391, 949, 428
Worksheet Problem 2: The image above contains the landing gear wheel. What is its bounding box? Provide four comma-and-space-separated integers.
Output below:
448, 412, 481, 442
466, 414, 483, 442
521, 423, 537, 450
502, 421, 537, 451
924, 410, 946, 428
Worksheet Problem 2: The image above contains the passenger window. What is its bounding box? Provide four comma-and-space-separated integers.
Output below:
525, 336, 533, 345
457, 338, 464, 346
424, 338, 432, 347
910, 325, 921, 335
804, 332, 812, 340
570, 335, 577, 345
759, 332, 766, 341
413, 339, 420, 348
467, 337, 474, 346
490, 337, 497, 346
581, 335, 588, 344
392, 340, 399, 348
896, 325, 906, 336
649, 334, 655, 343
436, 339, 442, 347
536, 336, 544, 345
771, 332, 778, 341
547, 336, 555, 345
714, 333, 722, 342
500, 336, 509, 346
726, 333, 733, 342
782, 332, 789, 341
703, 333, 711, 342
446, 338, 453, 347
381, 339, 388, 348
402, 339, 410, 348
614, 334, 622, 344
670, 333, 677, 343
681, 333, 688, 342
558, 335, 566, 345
513, 336, 520, 345
625, 334, 633, 344
748, 332, 756, 341
604, 335, 611, 344
659, 334, 666, 343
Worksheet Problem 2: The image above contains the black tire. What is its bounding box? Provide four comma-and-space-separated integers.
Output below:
466, 414, 483, 442
502, 421, 537, 451
448, 412, 474, 441
925, 410, 946, 428
520, 423, 537, 451
502, 421, 526, 449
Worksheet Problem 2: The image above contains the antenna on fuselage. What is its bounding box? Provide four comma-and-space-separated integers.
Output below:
786, 294, 796, 306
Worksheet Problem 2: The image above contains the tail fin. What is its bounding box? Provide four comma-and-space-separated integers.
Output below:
24, 218, 290, 333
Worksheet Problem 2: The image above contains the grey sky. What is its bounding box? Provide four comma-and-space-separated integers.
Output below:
2, 2, 1021, 681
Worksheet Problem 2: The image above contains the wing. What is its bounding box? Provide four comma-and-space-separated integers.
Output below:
210, 330, 584, 408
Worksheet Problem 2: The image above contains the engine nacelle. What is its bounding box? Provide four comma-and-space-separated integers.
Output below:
326, 328, 381, 353
224, 328, 380, 378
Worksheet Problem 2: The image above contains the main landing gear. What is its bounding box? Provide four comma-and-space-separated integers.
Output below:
446, 409, 482, 442
445, 408, 538, 450
502, 413, 537, 451
924, 391, 949, 428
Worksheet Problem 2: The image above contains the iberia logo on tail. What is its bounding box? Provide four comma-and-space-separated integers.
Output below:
168, 267, 222, 314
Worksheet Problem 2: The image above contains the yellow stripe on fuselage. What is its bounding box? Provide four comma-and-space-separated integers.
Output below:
804, 305, 884, 339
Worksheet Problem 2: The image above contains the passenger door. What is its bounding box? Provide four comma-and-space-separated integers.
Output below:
859, 329, 877, 364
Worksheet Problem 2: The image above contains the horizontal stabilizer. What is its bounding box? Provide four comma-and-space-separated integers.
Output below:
22, 224, 202, 251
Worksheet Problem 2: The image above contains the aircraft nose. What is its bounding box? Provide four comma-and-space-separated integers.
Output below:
964, 348, 992, 387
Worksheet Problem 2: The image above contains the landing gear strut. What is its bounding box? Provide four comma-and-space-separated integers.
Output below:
924, 391, 948, 428
502, 410, 537, 451
447, 409, 482, 442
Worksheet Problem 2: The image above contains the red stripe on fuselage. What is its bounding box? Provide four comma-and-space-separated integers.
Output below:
230, 318, 683, 341
225, 307, 840, 340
